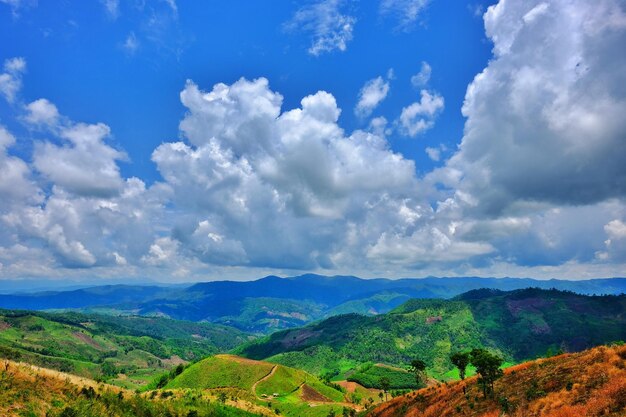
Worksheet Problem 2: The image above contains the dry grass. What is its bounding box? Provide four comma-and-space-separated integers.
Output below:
368, 344, 626, 417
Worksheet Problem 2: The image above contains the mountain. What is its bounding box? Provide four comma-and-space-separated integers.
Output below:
368, 343, 626, 417
0, 285, 172, 310
0, 360, 256, 417
0, 309, 250, 389
1, 275, 624, 333
236, 289, 626, 382
164, 354, 356, 417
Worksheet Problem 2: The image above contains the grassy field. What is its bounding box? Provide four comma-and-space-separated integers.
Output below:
166, 354, 274, 391
164, 353, 358, 417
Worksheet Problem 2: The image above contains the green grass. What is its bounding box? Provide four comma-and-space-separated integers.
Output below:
347, 363, 418, 389
166, 355, 274, 390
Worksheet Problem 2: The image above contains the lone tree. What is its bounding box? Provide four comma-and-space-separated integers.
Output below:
409, 359, 427, 387
379, 377, 391, 401
450, 352, 470, 380
470, 348, 504, 398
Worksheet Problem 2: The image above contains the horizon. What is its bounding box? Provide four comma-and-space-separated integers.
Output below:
1, 273, 625, 295
1, 0, 625, 283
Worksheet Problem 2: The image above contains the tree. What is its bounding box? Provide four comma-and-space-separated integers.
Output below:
469, 349, 504, 398
379, 377, 391, 401
450, 352, 470, 380
409, 359, 427, 387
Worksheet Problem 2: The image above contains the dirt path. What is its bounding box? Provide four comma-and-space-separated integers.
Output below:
252, 364, 278, 399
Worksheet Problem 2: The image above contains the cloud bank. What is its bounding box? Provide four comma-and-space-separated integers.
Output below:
0, 0, 625, 281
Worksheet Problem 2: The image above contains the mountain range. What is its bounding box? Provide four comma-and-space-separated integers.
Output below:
1, 274, 624, 334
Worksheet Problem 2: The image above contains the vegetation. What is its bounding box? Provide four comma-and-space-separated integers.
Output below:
238, 289, 626, 381
450, 351, 470, 380
0, 309, 249, 389
368, 343, 626, 417
347, 364, 418, 389
469, 348, 504, 398
164, 354, 350, 417
0, 360, 256, 417
408, 359, 426, 386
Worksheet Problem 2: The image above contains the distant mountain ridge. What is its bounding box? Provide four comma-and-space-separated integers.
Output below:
0, 274, 624, 333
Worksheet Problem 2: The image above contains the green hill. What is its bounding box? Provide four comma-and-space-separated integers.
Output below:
237, 289, 626, 384
165, 354, 351, 417
0, 309, 250, 389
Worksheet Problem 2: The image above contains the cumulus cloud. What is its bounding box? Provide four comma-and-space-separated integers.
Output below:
2, 0, 626, 279
152, 77, 435, 270
24, 98, 60, 126
380, 0, 431, 30
33, 123, 126, 197
399, 89, 444, 136
411, 61, 431, 87
355, 74, 391, 118
285, 0, 356, 56
0, 126, 41, 209
437, 0, 626, 215
0, 57, 26, 103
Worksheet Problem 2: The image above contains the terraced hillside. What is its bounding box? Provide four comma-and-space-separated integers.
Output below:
165, 354, 358, 417
368, 343, 626, 417
0, 309, 250, 389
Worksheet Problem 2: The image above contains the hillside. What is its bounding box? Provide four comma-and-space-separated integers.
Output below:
165, 354, 356, 417
1, 275, 624, 334
237, 289, 626, 382
0, 309, 250, 389
0, 359, 256, 417
368, 343, 626, 417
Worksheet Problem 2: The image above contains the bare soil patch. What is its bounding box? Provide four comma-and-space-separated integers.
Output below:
301, 384, 331, 402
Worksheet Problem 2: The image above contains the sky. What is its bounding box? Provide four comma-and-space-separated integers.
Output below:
0, 0, 625, 283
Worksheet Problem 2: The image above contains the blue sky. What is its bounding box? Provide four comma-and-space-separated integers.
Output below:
0, 0, 625, 282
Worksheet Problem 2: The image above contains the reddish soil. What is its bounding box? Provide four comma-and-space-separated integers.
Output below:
72, 332, 103, 350
337, 381, 360, 393
301, 384, 331, 402
425, 316, 443, 324
0, 320, 11, 330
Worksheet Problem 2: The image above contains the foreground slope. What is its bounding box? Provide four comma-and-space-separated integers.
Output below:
238, 289, 626, 380
368, 344, 626, 417
0, 309, 249, 388
0, 360, 254, 417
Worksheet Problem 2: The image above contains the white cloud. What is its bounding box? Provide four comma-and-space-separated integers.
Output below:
285, 0, 356, 56
399, 89, 444, 136
34, 122, 127, 197
101, 0, 119, 19
123, 32, 140, 54
0, 57, 26, 103
0, 126, 41, 209
425, 146, 440, 161
411, 61, 431, 87
24, 98, 60, 126
436, 0, 626, 215
355, 75, 391, 118
379, 0, 431, 30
